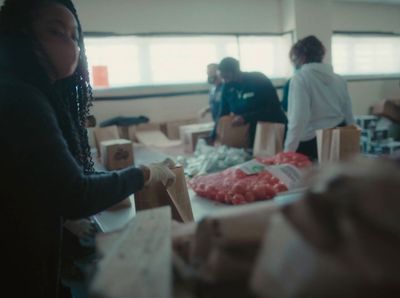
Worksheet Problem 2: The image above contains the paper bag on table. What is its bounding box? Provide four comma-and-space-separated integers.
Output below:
316, 128, 334, 164
135, 166, 194, 223
330, 125, 361, 162
317, 125, 361, 164
191, 201, 278, 283
217, 115, 250, 149
253, 122, 285, 157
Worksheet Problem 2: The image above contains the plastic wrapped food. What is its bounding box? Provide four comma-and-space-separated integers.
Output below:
189, 152, 311, 205
177, 139, 251, 177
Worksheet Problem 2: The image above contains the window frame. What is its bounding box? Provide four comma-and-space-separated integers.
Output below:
83, 31, 295, 99
332, 31, 400, 81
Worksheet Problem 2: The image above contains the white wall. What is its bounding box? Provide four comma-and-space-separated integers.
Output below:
75, 0, 282, 34
292, 0, 333, 63
91, 94, 208, 124
348, 79, 400, 115
332, 2, 400, 32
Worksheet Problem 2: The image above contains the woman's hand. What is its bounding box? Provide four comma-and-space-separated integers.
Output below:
141, 158, 177, 188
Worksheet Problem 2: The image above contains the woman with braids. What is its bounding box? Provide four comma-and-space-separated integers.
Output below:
284, 35, 355, 160
0, 0, 175, 296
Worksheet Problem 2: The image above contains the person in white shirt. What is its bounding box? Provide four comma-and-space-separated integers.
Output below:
284, 35, 354, 160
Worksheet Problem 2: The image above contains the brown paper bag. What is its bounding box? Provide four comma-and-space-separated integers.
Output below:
253, 122, 285, 157
317, 125, 361, 164
252, 159, 400, 297
191, 201, 278, 283
93, 125, 120, 157
135, 166, 194, 223
251, 213, 355, 298
330, 125, 361, 162
166, 166, 194, 222
217, 115, 250, 149
316, 128, 334, 164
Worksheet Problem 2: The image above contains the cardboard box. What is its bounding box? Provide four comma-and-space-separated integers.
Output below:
371, 99, 400, 123
179, 122, 214, 153
253, 122, 285, 157
122, 122, 162, 143
93, 125, 120, 157
100, 139, 134, 170
135, 130, 181, 148
317, 125, 361, 164
160, 119, 198, 140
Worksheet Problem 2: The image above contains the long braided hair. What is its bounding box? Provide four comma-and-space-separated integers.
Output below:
0, 0, 94, 174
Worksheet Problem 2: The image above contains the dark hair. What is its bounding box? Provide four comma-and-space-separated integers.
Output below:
290, 35, 326, 65
218, 57, 240, 73
0, 0, 94, 174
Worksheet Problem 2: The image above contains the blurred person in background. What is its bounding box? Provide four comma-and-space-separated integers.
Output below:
218, 57, 287, 148
284, 35, 354, 160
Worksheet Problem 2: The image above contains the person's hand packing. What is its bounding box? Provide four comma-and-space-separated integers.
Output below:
140, 158, 176, 188
232, 115, 245, 127
64, 219, 97, 240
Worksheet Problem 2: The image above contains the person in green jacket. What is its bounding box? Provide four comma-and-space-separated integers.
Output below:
218, 57, 287, 148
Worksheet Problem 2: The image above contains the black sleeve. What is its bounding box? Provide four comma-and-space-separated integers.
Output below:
209, 87, 231, 141
242, 78, 287, 124
0, 85, 144, 220
218, 87, 230, 118
241, 83, 269, 124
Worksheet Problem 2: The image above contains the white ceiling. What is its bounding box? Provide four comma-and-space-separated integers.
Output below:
335, 0, 400, 5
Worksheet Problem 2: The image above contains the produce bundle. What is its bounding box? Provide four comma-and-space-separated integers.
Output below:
177, 139, 250, 177
189, 152, 311, 204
